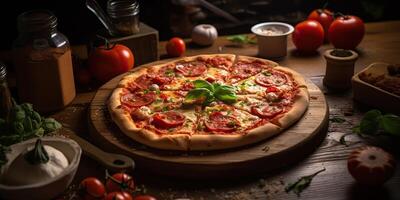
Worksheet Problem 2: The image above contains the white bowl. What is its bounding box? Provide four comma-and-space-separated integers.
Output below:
251, 22, 294, 59
0, 137, 82, 200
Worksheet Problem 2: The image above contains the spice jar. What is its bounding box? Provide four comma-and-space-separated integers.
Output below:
323, 49, 358, 90
12, 10, 76, 113
0, 62, 13, 121
107, 0, 140, 35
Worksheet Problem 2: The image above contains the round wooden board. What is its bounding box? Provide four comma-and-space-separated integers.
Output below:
88, 59, 329, 179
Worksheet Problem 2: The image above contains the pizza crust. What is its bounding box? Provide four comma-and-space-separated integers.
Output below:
189, 123, 281, 150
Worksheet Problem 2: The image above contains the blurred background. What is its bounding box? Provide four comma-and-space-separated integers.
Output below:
0, 0, 398, 50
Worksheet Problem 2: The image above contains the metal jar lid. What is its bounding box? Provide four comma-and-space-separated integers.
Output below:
107, 0, 139, 18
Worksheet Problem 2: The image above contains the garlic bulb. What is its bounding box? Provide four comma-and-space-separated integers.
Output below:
191, 24, 218, 46
2, 139, 69, 185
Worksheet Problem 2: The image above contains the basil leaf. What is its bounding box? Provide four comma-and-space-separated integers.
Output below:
184, 88, 213, 105
13, 122, 24, 135
360, 109, 382, 135
0, 118, 6, 131
193, 80, 214, 92
43, 118, 62, 133
285, 168, 325, 196
23, 117, 34, 132
380, 114, 400, 136
12, 106, 25, 121
214, 85, 237, 104
329, 117, 346, 123
21, 103, 33, 112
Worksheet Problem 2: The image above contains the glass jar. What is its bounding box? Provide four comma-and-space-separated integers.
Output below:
0, 62, 13, 121
12, 10, 76, 113
107, 0, 140, 35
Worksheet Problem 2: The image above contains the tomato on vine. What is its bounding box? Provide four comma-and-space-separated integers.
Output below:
79, 177, 106, 199
106, 172, 135, 192
88, 36, 135, 83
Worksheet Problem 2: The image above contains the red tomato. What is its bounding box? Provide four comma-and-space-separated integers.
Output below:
348, 146, 396, 186
106, 172, 135, 192
151, 111, 186, 129
292, 20, 324, 52
166, 37, 186, 57
79, 177, 106, 199
307, 9, 334, 42
104, 192, 133, 200
328, 15, 365, 49
88, 44, 134, 83
133, 195, 157, 200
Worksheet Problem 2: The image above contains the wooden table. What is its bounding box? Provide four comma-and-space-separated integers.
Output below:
54, 21, 400, 200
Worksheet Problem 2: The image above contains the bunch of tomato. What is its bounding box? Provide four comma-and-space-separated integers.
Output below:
292, 8, 365, 52
79, 172, 156, 200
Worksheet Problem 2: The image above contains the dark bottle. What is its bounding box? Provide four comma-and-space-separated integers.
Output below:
0, 62, 13, 121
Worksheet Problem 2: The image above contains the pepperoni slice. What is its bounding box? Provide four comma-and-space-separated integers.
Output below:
121, 92, 156, 107
175, 62, 207, 77
255, 71, 288, 87
251, 103, 283, 118
134, 75, 154, 89
231, 62, 263, 80
151, 111, 186, 129
204, 111, 241, 133
207, 56, 231, 70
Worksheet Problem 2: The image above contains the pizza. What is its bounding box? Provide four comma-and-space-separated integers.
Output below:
108, 54, 309, 151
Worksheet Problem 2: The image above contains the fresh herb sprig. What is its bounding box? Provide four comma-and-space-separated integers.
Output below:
226, 35, 257, 45
0, 102, 62, 166
285, 168, 326, 196
353, 109, 400, 137
184, 80, 237, 106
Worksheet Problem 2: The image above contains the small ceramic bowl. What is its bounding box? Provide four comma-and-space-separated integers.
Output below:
251, 22, 294, 59
0, 137, 82, 200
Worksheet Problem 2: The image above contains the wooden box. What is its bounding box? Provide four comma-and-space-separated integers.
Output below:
108, 23, 159, 66
352, 62, 400, 114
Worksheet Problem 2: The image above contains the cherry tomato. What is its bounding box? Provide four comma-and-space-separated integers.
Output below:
166, 37, 186, 57
328, 15, 365, 49
88, 43, 134, 83
106, 172, 135, 192
133, 195, 157, 200
104, 192, 133, 200
307, 9, 334, 42
79, 177, 106, 199
348, 146, 396, 186
292, 20, 324, 52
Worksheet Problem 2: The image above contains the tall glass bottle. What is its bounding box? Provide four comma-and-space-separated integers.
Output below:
12, 10, 75, 113
0, 62, 12, 121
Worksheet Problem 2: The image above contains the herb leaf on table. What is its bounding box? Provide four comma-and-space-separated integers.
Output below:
329, 117, 346, 123
226, 35, 257, 45
285, 168, 326, 196
353, 109, 400, 137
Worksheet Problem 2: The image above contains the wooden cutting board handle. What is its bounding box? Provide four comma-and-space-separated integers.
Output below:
63, 128, 135, 171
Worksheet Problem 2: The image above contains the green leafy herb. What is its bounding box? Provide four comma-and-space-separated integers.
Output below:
329, 117, 346, 123
379, 114, 400, 136
262, 71, 272, 76
164, 69, 175, 77
193, 80, 215, 92
227, 35, 257, 45
285, 168, 326, 196
353, 109, 400, 137
184, 88, 213, 105
184, 80, 237, 105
